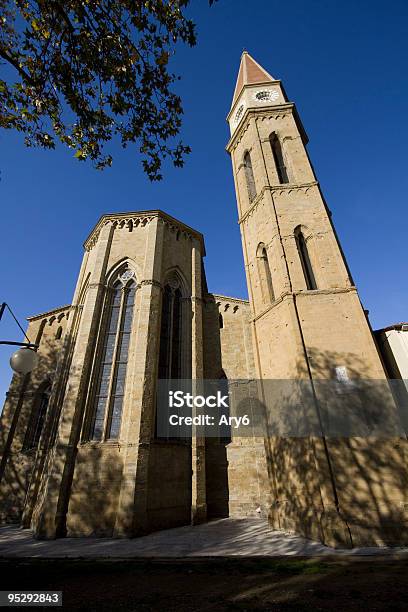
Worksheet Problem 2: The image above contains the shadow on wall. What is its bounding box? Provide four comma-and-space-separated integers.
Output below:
260, 348, 408, 547
0, 337, 62, 525
64, 443, 126, 537
3, 329, 408, 548
202, 295, 230, 520
0, 332, 134, 538
205, 439, 229, 519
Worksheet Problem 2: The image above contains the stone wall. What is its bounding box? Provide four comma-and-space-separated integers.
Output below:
202, 293, 271, 519
147, 441, 192, 531
22, 211, 207, 538
227, 93, 408, 546
0, 306, 70, 524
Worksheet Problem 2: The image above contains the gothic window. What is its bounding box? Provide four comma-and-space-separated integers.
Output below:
257, 243, 274, 303
108, 282, 135, 438
90, 276, 136, 441
158, 281, 184, 379
156, 277, 189, 441
171, 288, 182, 378
243, 151, 257, 202
219, 313, 224, 329
55, 326, 62, 340
35, 320, 46, 347
23, 382, 51, 450
295, 228, 317, 290
270, 133, 289, 184
234, 104, 244, 124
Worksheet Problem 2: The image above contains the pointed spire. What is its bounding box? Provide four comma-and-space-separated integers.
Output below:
231, 51, 276, 109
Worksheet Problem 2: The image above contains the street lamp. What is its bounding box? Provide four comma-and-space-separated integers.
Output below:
9, 347, 38, 374
0, 302, 39, 374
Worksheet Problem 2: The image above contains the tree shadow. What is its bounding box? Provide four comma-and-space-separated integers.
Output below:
203, 295, 230, 520
3, 305, 408, 550
254, 348, 408, 547
0, 330, 64, 525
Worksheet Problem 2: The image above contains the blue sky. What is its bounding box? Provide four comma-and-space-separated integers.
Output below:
1, 0, 407, 398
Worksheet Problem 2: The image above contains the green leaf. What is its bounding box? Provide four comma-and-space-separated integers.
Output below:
1, 0, 198, 179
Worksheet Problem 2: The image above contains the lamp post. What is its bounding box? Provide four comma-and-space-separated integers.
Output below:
0, 302, 39, 374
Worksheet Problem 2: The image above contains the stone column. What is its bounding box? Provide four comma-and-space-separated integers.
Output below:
113, 217, 164, 537
191, 239, 207, 524
32, 222, 114, 538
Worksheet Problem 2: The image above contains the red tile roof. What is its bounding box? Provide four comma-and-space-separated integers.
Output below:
231, 51, 276, 108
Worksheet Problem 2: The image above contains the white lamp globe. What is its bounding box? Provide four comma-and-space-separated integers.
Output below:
10, 348, 38, 375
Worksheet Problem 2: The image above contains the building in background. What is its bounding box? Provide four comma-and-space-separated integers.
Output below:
1, 53, 408, 548
375, 323, 408, 381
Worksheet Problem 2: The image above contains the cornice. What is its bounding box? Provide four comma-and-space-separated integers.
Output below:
207, 293, 250, 305
83, 210, 206, 256
281, 227, 330, 243
226, 102, 308, 153
138, 279, 163, 290
375, 322, 408, 333
293, 286, 357, 297
226, 103, 295, 153
239, 182, 319, 225
268, 181, 318, 196
27, 304, 71, 322
252, 287, 358, 323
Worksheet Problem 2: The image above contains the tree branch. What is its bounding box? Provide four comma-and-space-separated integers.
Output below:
0, 48, 35, 85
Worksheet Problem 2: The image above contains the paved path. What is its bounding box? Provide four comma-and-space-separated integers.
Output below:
0, 518, 407, 558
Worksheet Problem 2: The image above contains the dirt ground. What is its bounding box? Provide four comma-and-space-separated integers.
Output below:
0, 557, 407, 611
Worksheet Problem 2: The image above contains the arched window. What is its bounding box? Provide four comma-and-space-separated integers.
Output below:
158, 282, 184, 379
35, 319, 46, 347
295, 228, 317, 290
156, 273, 191, 440
270, 133, 289, 184
243, 151, 257, 202
257, 243, 274, 303
90, 276, 136, 440
219, 313, 224, 329
55, 326, 62, 340
24, 383, 51, 450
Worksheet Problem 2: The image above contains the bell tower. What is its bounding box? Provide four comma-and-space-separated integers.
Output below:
226, 52, 408, 547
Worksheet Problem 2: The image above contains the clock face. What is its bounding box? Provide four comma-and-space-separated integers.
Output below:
253, 89, 279, 102
231, 88, 280, 131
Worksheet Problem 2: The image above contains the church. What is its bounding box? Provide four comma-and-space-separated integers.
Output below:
1, 52, 407, 548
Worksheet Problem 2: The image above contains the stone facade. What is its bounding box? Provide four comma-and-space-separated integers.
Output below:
226, 52, 408, 547
1, 52, 407, 547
